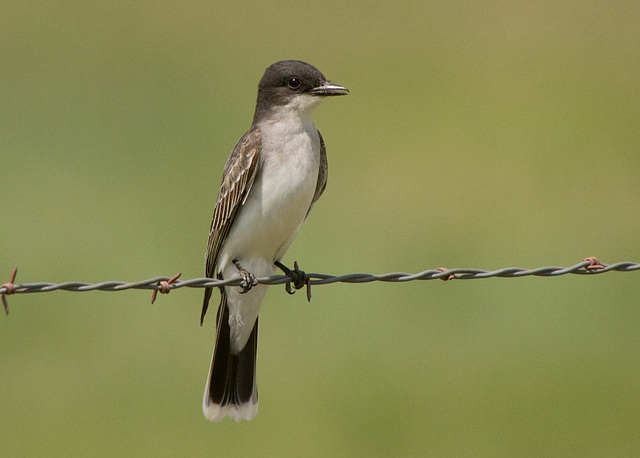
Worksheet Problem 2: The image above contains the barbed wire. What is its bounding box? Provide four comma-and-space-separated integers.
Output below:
1, 258, 638, 314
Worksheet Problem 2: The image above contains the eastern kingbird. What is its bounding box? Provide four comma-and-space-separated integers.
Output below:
201, 60, 348, 422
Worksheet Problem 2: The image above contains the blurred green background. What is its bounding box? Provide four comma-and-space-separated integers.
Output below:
2, 1, 639, 456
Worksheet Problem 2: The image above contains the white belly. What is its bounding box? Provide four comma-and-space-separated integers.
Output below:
217, 120, 320, 353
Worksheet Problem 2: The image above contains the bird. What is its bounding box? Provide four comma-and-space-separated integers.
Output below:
201, 60, 348, 422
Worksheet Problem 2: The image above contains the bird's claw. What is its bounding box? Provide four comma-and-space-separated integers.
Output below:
288, 261, 308, 290
233, 259, 258, 294
275, 261, 312, 302
238, 270, 258, 294
285, 282, 296, 295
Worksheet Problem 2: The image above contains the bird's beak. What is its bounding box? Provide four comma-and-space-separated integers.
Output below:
310, 82, 349, 96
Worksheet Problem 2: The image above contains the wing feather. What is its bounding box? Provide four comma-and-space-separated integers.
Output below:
305, 129, 328, 220
201, 126, 261, 323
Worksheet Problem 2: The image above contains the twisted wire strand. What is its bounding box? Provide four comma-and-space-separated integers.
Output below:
1, 261, 638, 297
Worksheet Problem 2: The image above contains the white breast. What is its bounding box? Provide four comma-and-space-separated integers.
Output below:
218, 117, 320, 272
216, 102, 323, 353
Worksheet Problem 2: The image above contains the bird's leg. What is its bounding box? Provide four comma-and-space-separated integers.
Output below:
274, 260, 311, 301
233, 259, 258, 294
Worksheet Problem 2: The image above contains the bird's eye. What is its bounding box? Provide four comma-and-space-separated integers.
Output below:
287, 77, 301, 89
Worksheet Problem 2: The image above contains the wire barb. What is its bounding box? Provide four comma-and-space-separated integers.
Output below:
1, 258, 638, 314
151, 272, 181, 304
275, 260, 312, 302
435, 267, 455, 281
1, 265, 18, 315
583, 256, 605, 271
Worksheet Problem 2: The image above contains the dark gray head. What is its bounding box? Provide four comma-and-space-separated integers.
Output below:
253, 60, 348, 123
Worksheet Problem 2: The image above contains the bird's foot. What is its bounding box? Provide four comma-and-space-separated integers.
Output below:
233, 259, 258, 294
274, 260, 311, 302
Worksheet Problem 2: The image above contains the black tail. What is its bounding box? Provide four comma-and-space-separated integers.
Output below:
202, 287, 258, 422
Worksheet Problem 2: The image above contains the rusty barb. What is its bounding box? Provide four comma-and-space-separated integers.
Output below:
1, 265, 17, 315
583, 256, 605, 271
435, 267, 455, 281
151, 272, 182, 305
1, 257, 639, 313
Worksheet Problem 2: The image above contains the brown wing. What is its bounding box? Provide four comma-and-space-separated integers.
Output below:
305, 129, 328, 220
201, 125, 261, 324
